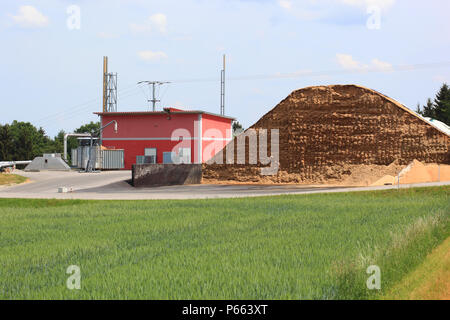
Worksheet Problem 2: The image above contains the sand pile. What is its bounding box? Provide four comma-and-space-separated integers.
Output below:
371, 160, 450, 186
203, 85, 449, 185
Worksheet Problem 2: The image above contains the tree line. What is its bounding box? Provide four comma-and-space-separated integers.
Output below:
0, 121, 99, 161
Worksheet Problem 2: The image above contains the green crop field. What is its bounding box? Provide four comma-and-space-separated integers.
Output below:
0, 187, 448, 299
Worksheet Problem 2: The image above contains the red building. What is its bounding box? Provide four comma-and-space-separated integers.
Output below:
95, 108, 234, 169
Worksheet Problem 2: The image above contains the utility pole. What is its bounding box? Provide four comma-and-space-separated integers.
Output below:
103, 56, 108, 112
138, 81, 170, 111
220, 54, 226, 116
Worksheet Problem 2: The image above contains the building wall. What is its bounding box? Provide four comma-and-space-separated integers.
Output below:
101, 139, 198, 170
201, 113, 233, 163
100, 112, 232, 169
101, 113, 198, 138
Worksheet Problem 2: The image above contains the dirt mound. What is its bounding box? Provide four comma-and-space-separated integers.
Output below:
203, 85, 449, 184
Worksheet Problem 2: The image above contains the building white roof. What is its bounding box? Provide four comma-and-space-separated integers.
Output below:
420, 116, 450, 136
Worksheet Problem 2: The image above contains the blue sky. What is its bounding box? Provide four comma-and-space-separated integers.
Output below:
1, 0, 450, 136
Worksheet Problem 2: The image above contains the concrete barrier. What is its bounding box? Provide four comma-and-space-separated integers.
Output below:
132, 164, 202, 187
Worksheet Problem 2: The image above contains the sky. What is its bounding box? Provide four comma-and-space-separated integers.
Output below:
1, 0, 450, 136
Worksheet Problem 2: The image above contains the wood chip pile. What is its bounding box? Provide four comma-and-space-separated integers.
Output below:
203, 85, 450, 184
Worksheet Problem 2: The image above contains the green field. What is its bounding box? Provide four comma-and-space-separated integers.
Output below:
0, 187, 448, 299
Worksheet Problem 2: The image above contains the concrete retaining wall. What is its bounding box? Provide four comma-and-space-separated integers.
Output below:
132, 164, 202, 187
24, 154, 70, 172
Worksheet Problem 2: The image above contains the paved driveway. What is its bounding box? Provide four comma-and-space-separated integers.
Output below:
0, 170, 448, 200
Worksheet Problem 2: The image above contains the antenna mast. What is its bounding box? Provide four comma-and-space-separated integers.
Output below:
138, 81, 170, 111
102, 56, 117, 112
220, 54, 226, 116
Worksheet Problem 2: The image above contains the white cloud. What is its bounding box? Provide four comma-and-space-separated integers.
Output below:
130, 13, 167, 34
336, 53, 368, 71
336, 54, 392, 72
138, 51, 168, 62
278, 0, 293, 10
279, 0, 395, 21
339, 0, 395, 10
149, 13, 167, 33
371, 58, 393, 72
9, 5, 49, 28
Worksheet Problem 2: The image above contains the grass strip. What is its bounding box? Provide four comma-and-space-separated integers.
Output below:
0, 174, 28, 186
383, 235, 450, 300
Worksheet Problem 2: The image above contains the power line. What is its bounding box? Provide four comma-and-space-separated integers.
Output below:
37, 87, 142, 131
137, 81, 171, 111
159, 83, 170, 106
35, 84, 139, 126
39, 89, 143, 134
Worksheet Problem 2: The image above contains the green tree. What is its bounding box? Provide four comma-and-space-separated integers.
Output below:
433, 83, 450, 125
232, 121, 244, 134
0, 121, 101, 162
421, 98, 435, 118
75, 121, 100, 135
0, 124, 13, 160
1, 121, 50, 160
12, 122, 36, 160
419, 83, 450, 125
65, 121, 101, 161
50, 130, 66, 154
415, 103, 422, 115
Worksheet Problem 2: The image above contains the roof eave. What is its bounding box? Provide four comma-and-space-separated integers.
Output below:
93, 111, 235, 121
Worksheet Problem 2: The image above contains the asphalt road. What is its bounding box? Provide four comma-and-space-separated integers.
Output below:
0, 170, 448, 200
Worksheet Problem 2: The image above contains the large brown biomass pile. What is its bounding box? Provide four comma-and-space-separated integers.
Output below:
203, 85, 450, 185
